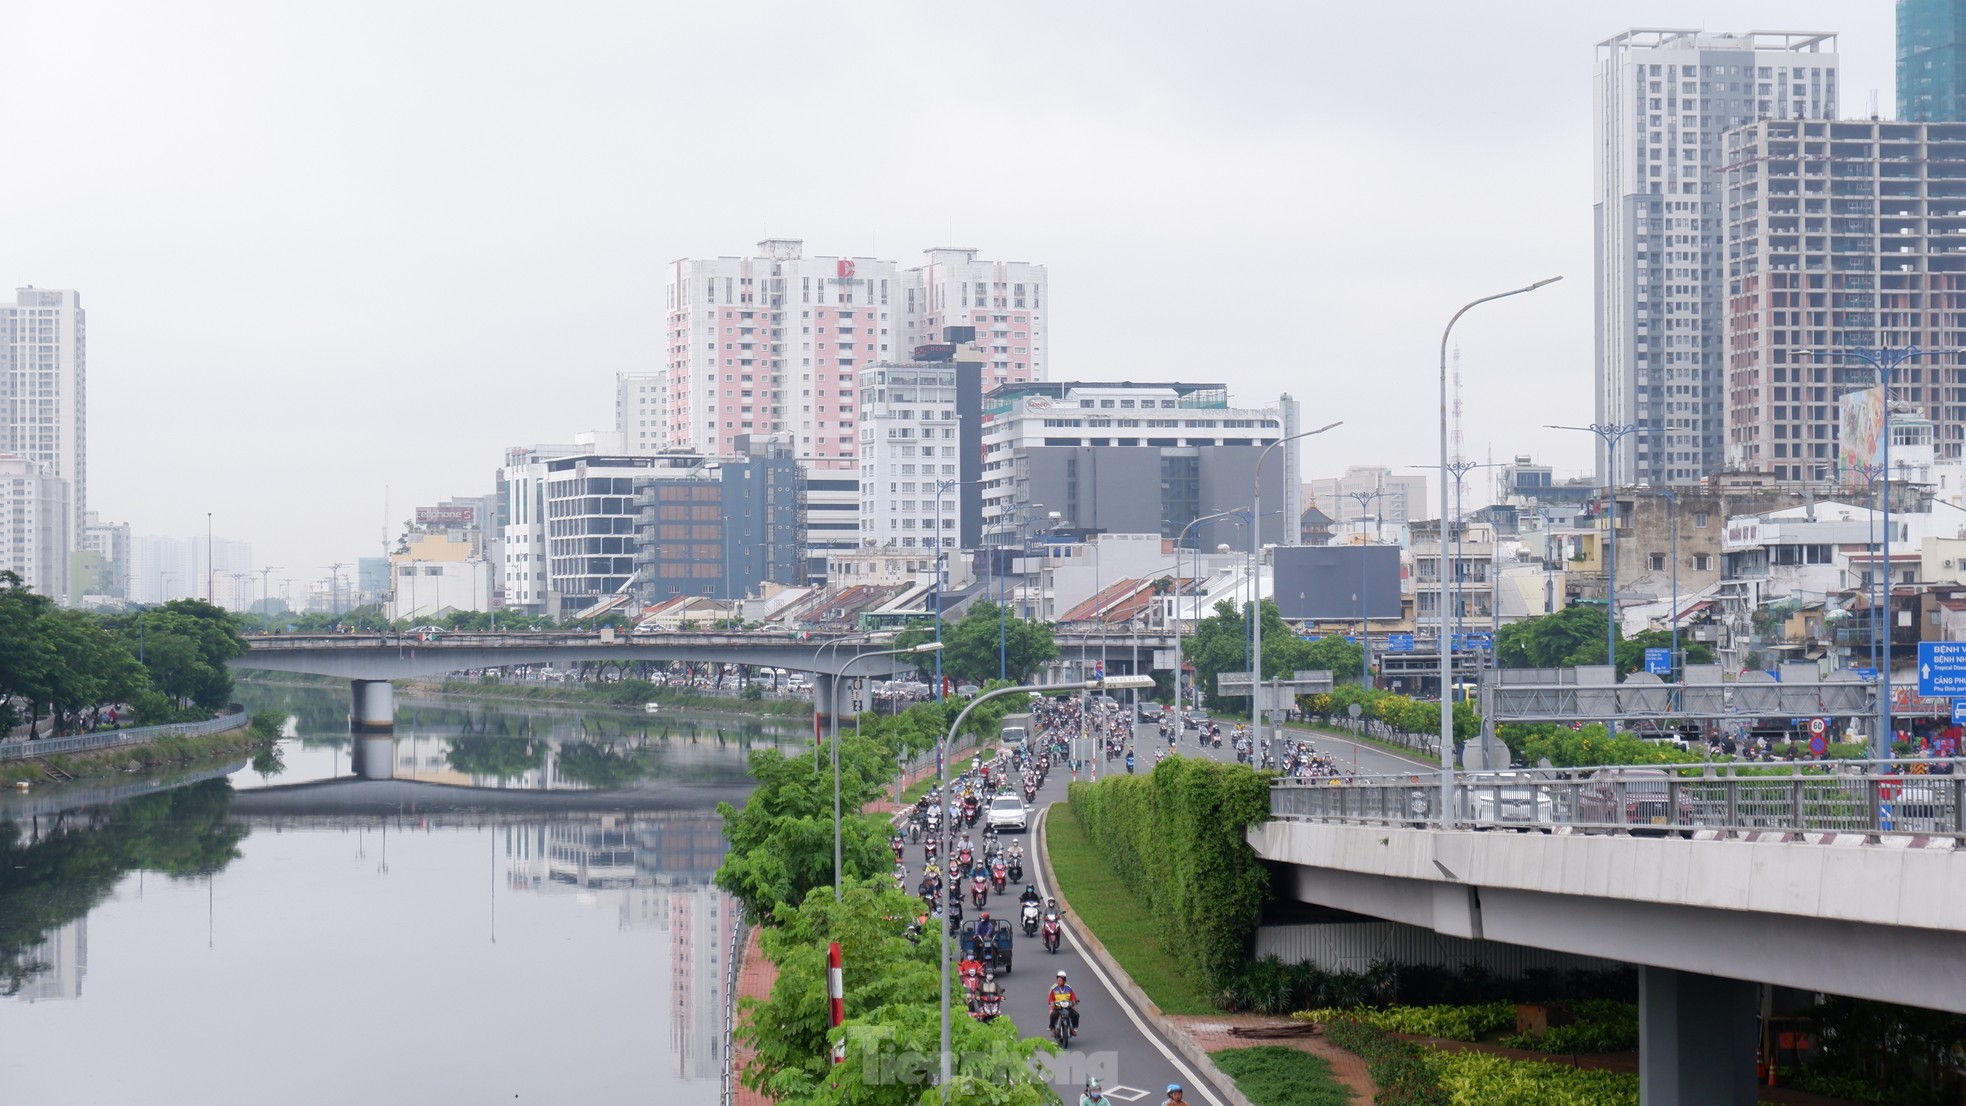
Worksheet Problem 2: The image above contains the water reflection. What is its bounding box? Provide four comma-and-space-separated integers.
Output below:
0, 685, 763, 1103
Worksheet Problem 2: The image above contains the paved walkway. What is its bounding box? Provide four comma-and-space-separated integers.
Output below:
733, 926, 776, 1106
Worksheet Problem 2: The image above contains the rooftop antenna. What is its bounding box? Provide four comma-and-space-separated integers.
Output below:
1869, 88, 1881, 122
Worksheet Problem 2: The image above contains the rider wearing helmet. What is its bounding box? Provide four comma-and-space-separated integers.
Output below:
975, 912, 997, 943
1019, 884, 1042, 906
1080, 1078, 1106, 1106
1160, 1085, 1185, 1106
1047, 970, 1079, 1031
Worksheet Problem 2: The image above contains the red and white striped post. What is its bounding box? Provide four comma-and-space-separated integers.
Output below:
828, 941, 845, 1064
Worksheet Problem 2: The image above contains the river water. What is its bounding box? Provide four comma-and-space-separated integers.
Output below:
0, 683, 791, 1105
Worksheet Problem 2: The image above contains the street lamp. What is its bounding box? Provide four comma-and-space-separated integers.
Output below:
1173, 507, 1248, 736
1545, 423, 1640, 671
930, 480, 977, 700
1809, 345, 1944, 760
812, 631, 889, 769
832, 641, 941, 901
1339, 489, 1387, 693
1438, 276, 1561, 825
1250, 422, 1342, 766
936, 673, 1155, 1099
257, 566, 280, 634
998, 504, 1047, 681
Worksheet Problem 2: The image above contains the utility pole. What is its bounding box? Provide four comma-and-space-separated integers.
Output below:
258, 566, 281, 633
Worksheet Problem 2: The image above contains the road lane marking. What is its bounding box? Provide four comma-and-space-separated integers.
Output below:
1034, 804, 1226, 1106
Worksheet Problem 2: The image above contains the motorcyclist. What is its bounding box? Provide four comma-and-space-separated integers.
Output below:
1019, 884, 1042, 907
975, 912, 998, 943
1161, 1085, 1185, 1106
1047, 970, 1080, 1032
1081, 1079, 1106, 1106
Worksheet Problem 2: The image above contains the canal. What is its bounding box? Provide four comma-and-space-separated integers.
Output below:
0, 682, 792, 1105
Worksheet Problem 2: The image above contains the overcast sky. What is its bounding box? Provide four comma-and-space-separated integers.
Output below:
0, 1, 1898, 586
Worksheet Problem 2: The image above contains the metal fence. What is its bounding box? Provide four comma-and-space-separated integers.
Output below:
1270, 759, 1966, 839
0, 708, 249, 763
721, 915, 747, 1106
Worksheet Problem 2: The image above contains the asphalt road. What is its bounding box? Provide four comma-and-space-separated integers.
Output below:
900, 712, 1431, 1102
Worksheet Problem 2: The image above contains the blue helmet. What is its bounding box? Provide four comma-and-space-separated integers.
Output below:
1166, 1085, 1183, 1094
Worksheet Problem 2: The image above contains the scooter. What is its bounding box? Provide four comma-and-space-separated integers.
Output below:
1020, 900, 1041, 937
1041, 908, 1063, 953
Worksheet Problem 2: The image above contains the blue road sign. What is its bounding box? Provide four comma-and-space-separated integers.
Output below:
1952, 699, 1966, 725
1643, 648, 1672, 676
1854, 667, 1880, 681
1387, 633, 1414, 653
1918, 642, 1966, 697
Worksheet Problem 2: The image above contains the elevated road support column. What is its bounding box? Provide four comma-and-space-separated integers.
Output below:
1639, 966, 1757, 1106
350, 679, 395, 733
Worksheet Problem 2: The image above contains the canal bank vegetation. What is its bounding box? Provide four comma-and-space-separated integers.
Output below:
1208, 1046, 1354, 1106
0, 710, 283, 788
1, 779, 246, 994
0, 575, 249, 737
717, 693, 1059, 1105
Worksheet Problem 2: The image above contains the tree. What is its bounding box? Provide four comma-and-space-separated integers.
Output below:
1495, 605, 1619, 669
715, 735, 900, 922
0, 571, 55, 731
1614, 629, 1714, 678
740, 887, 1057, 1106
35, 610, 145, 734
1184, 600, 1342, 711
896, 602, 1057, 686
104, 600, 248, 715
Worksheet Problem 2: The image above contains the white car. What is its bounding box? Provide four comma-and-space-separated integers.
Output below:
986, 794, 1031, 832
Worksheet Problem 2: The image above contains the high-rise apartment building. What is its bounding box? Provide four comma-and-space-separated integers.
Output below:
1, 288, 85, 551
1901, 1, 1966, 122
855, 340, 986, 553
660, 240, 1046, 582
1724, 118, 1966, 475
1595, 30, 1840, 486
615, 372, 666, 453
1305, 466, 1430, 533
0, 455, 69, 598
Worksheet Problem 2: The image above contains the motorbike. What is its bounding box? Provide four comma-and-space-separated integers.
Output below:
990, 863, 1007, 893
1050, 998, 1077, 1047
956, 847, 973, 870
971, 876, 990, 910
1020, 900, 1041, 937
924, 837, 939, 860
971, 987, 1003, 1023
908, 820, 923, 843
1041, 909, 1063, 953
1007, 859, 1024, 884
1023, 782, 1037, 802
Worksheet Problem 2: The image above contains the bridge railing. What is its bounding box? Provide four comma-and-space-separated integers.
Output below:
0, 708, 250, 762
1269, 760, 1966, 840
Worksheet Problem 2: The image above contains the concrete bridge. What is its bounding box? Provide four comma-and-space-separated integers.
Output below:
232, 631, 937, 731
1256, 770, 1966, 1105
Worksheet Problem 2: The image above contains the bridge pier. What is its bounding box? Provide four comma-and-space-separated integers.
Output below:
1639, 967, 1757, 1106
349, 735, 397, 780
350, 680, 395, 733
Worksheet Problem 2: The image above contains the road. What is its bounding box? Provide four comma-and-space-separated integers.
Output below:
902, 712, 1429, 1101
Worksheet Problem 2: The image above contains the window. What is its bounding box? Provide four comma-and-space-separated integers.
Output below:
1693, 512, 1709, 528
1693, 554, 1712, 571
1649, 553, 1666, 571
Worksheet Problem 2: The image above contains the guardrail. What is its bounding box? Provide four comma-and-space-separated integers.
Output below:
0, 708, 249, 763
1269, 759, 1966, 840
720, 912, 746, 1106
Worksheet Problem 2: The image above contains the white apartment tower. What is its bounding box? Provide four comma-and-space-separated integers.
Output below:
1594, 30, 1839, 486
1, 287, 85, 546
615, 372, 665, 453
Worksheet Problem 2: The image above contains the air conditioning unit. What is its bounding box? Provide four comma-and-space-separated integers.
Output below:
1947, 560, 1957, 569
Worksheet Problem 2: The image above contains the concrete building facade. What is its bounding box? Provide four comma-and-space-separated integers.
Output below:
855, 339, 985, 554
0, 288, 85, 548
630, 438, 805, 606
979, 382, 1303, 556
1724, 118, 1966, 478
0, 455, 68, 599
1595, 30, 1840, 487
1307, 466, 1430, 533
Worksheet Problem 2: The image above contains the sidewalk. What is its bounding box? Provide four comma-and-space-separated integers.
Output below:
733, 926, 777, 1106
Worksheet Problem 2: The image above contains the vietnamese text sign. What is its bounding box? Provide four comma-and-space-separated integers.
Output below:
1917, 642, 1966, 697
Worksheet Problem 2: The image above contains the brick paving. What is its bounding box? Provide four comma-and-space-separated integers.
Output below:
733, 926, 778, 1106
1165, 1015, 1377, 1105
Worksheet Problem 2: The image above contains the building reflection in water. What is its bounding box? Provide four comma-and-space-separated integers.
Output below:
14, 919, 87, 1003
503, 815, 733, 1078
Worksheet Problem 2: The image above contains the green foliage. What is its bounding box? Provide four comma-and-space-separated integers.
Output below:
1495, 605, 1616, 670
103, 599, 249, 714
1302, 1002, 1515, 1042
739, 887, 1057, 1106
247, 710, 286, 739
1301, 684, 1478, 746
1067, 756, 1271, 993
1801, 994, 1966, 1106
1322, 1018, 1450, 1106
1185, 601, 1356, 712
1046, 803, 1211, 1014
715, 733, 903, 922
1426, 1050, 1637, 1106
1504, 724, 1702, 769
445, 734, 547, 780
1495, 1000, 1637, 1054
1209, 1046, 1355, 1106
1612, 630, 1713, 677
1, 780, 245, 993
895, 601, 1057, 684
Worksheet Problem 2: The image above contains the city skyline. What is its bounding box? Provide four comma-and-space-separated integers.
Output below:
0, 2, 1898, 578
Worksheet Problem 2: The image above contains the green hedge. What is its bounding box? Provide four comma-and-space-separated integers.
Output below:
1323, 1017, 1450, 1106
1067, 756, 1271, 992
1426, 1051, 1637, 1106
1302, 1002, 1515, 1042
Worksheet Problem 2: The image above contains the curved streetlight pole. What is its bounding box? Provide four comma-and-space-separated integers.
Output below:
1173, 507, 1248, 737
832, 641, 941, 900
1250, 421, 1343, 766
936, 672, 1154, 1099
1439, 277, 1561, 824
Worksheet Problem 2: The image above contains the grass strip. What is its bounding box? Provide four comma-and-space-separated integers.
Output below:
1043, 803, 1213, 1015
1212, 1045, 1356, 1106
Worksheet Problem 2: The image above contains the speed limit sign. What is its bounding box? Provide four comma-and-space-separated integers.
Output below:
1808, 718, 1827, 737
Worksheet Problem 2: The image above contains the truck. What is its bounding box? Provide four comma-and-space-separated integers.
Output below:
998, 713, 1032, 751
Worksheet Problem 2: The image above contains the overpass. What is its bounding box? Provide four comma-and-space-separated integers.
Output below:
231, 631, 936, 731
1254, 766, 1966, 1106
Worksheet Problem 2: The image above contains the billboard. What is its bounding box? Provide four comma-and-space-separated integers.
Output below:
416, 504, 477, 525
1272, 545, 1402, 621
1838, 385, 1885, 478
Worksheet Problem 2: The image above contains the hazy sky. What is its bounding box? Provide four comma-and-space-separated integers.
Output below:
0, 1, 1898, 585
